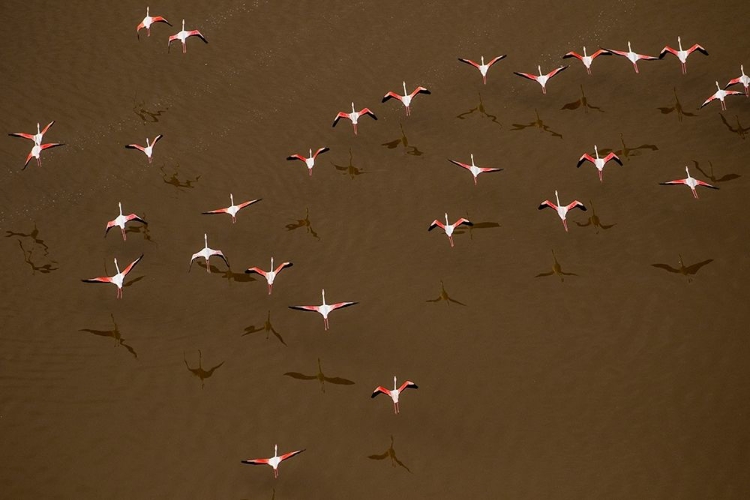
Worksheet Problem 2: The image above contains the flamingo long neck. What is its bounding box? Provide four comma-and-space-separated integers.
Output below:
308, 148, 312, 158
146, 138, 151, 147
685, 166, 691, 178
204, 233, 208, 248
37, 123, 41, 134
393, 376, 398, 390
555, 191, 560, 206
114, 258, 120, 274
118, 202, 123, 216
470, 154, 475, 167
677, 37, 683, 51
480, 56, 485, 66
444, 213, 449, 225
583, 46, 588, 57
274, 444, 278, 458
402, 81, 407, 95
742, 65, 746, 76
351, 102, 355, 113
270, 257, 274, 270
230, 194, 234, 206
181, 19, 185, 31
537, 65, 542, 76
715, 81, 721, 91
147, 6, 150, 16
594, 145, 599, 159
321, 289, 327, 305
628, 41, 632, 52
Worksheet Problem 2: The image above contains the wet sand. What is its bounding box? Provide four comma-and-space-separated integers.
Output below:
1, 1, 749, 498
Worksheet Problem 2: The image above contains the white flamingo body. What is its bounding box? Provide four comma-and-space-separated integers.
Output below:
168, 19, 208, 53
82, 255, 143, 299
137, 7, 171, 39
725, 65, 750, 96
428, 213, 473, 247
605, 41, 659, 73
202, 194, 261, 223
563, 47, 611, 74
576, 145, 623, 182
659, 166, 718, 199
9, 121, 54, 146
126, 134, 162, 163
458, 55, 506, 84
514, 65, 568, 94
382, 81, 431, 116
659, 37, 708, 74
24, 142, 64, 169
106, 202, 147, 240
701, 81, 743, 110
332, 102, 377, 135
538, 191, 587, 231
189, 234, 229, 273
286, 147, 330, 176
289, 289, 358, 330
448, 153, 502, 185
371, 376, 418, 414
245, 257, 293, 294
241, 444, 305, 479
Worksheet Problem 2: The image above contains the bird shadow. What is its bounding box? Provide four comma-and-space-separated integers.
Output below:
574, 200, 615, 233
133, 93, 169, 124
79, 314, 138, 359
657, 87, 696, 122
535, 250, 578, 282
242, 310, 287, 346
124, 212, 154, 243
160, 163, 200, 190
692, 160, 740, 183
194, 262, 255, 283
332, 148, 368, 179
184, 350, 224, 388
651, 255, 713, 283
381, 123, 425, 156
283, 358, 355, 393
456, 92, 501, 125
285, 208, 320, 240
598, 134, 658, 163
368, 435, 412, 473
426, 280, 467, 306
5, 222, 51, 256
511, 109, 563, 139
561, 85, 604, 114
15, 239, 59, 275
719, 113, 750, 140
453, 213, 501, 240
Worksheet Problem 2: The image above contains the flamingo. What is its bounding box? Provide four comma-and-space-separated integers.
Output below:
448, 154, 503, 185
576, 145, 623, 182
458, 55, 507, 84
725, 65, 750, 97
513, 65, 568, 94
382, 81, 431, 116
241, 445, 305, 478
168, 19, 208, 53
9, 121, 54, 145
105, 202, 147, 241
659, 166, 718, 199
538, 191, 586, 232
202, 194, 261, 223
245, 258, 293, 295
428, 213, 473, 247
371, 376, 418, 415
82, 255, 143, 299
332, 102, 377, 135
136, 6, 171, 39
286, 147, 330, 176
562, 47, 611, 74
604, 42, 659, 73
125, 134, 162, 163
659, 37, 708, 74
23, 142, 64, 169
289, 289, 357, 331
700, 81, 743, 111
189, 234, 229, 273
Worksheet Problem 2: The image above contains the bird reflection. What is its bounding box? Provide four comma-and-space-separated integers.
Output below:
5, 222, 51, 256
511, 109, 563, 139
285, 208, 320, 240
453, 213, 500, 240
381, 123, 424, 156
719, 114, 750, 140
242, 310, 286, 346
160, 164, 200, 189
692, 160, 740, 183
332, 148, 368, 179
456, 92, 501, 125
561, 85, 604, 114
368, 436, 411, 473
184, 350, 224, 388
657, 88, 696, 121
17, 240, 58, 274
426, 280, 466, 306
132, 96, 168, 124
599, 134, 658, 163
652, 255, 713, 283
575, 200, 615, 233
283, 358, 354, 393
535, 250, 577, 282
124, 211, 154, 242
79, 314, 137, 359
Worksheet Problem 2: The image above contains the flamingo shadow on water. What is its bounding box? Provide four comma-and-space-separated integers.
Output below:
452, 213, 500, 240
426, 280, 466, 306
283, 358, 354, 393
719, 114, 750, 140
184, 350, 224, 388
242, 310, 286, 346
79, 314, 137, 359
368, 436, 411, 473
575, 200, 615, 233
5, 222, 51, 256
132, 93, 168, 124
561, 85, 604, 114
381, 123, 424, 156
332, 148, 368, 179
692, 160, 740, 184
657, 88, 696, 122
652, 255, 713, 283
15, 239, 58, 274
456, 92, 501, 125
160, 163, 200, 190
124, 212, 155, 242
535, 250, 578, 282
511, 109, 563, 139
193, 260, 255, 283
598, 134, 658, 163
285, 208, 320, 240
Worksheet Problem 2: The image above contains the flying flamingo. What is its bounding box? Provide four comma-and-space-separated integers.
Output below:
659, 166, 718, 199
382, 81, 431, 116
513, 65, 568, 94
700, 81, 744, 110
9, 121, 54, 145
562, 47, 611, 74
332, 102, 377, 135
458, 55, 507, 84
659, 37, 708, 74
202, 194, 261, 223
428, 213, 473, 247
168, 19, 208, 53
448, 154, 503, 185
604, 42, 659, 73
576, 145, 623, 182
189, 234, 229, 273
23, 142, 64, 169
289, 289, 358, 331
82, 255, 143, 299
286, 147, 330, 176
136, 7, 171, 39
241, 445, 305, 478
538, 191, 587, 232
725, 65, 750, 96
371, 376, 418, 415
245, 257, 293, 295
105, 202, 147, 241
125, 134, 162, 163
